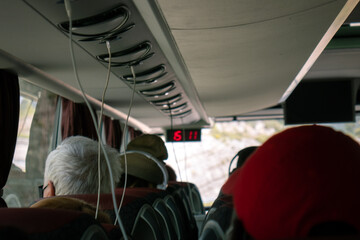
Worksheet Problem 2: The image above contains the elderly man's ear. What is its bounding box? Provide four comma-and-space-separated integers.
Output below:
43, 181, 55, 197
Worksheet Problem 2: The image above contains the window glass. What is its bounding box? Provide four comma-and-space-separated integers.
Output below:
3, 79, 57, 207
165, 117, 360, 207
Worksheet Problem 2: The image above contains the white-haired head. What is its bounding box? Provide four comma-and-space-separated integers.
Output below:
44, 136, 122, 196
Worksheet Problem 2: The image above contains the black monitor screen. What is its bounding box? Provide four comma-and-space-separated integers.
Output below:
283, 80, 355, 125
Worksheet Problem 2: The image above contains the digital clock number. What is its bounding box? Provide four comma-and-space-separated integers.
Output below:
166, 129, 201, 142
173, 130, 182, 141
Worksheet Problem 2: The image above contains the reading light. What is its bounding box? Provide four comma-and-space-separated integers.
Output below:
97, 42, 152, 66
59, 5, 129, 37
124, 65, 167, 84
140, 81, 175, 97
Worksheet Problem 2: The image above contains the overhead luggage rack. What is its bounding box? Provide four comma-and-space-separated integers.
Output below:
23, 0, 209, 129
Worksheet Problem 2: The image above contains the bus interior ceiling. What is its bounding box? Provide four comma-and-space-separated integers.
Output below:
0, 0, 359, 133
1, 1, 360, 239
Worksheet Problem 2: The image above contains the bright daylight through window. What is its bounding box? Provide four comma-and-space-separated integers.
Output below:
4, 79, 57, 207
166, 118, 360, 206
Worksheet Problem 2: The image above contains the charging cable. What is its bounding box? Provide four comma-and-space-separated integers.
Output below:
63, 1, 128, 238
114, 64, 137, 225
95, 40, 112, 219
169, 107, 182, 182
180, 117, 195, 212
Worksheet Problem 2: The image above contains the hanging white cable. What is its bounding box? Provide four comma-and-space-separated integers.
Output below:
181, 118, 188, 182
63, 1, 128, 239
169, 108, 182, 182
95, 40, 112, 219
114, 64, 137, 225
181, 117, 194, 213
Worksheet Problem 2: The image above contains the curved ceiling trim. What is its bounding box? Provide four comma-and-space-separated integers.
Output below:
280, 0, 359, 102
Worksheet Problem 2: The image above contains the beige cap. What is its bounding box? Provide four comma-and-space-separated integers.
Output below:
120, 152, 165, 184
126, 134, 168, 161
120, 134, 168, 185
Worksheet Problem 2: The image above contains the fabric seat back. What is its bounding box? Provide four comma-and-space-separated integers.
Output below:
0, 208, 109, 240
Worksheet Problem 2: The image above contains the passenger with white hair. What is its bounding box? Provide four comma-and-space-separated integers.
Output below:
41, 136, 123, 197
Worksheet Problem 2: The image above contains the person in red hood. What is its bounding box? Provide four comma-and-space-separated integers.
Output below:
231, 125, 360, 239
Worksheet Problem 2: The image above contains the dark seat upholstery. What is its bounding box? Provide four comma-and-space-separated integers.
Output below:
0, 208, 109, 240
200, 199, 234, 240
164, 195, 186, 240
115, 187, 168, 204
165, 187, 198, 240
168, 181, 205, 215
131, 204, 165, 240
64, 189, 170, 240
153, 198, 178, 240
64, 193, 147, 235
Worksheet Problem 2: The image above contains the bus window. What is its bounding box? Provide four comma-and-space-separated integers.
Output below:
3, 79, 57, 207
165, 117, 360, 207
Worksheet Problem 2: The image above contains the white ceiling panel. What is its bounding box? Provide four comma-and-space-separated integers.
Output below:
157, 0, 353, 116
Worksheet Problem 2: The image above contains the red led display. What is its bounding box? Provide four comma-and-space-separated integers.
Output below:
166, 129, 201, 142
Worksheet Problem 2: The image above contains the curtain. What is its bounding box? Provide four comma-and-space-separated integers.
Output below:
0, 70, 19, 190
61, 98, 97, 140
128, 126, 142, 140
103, 116, 122, 151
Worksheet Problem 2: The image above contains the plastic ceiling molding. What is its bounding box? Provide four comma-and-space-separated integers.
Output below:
58, 5, 129, 37
280, 0, 360, 103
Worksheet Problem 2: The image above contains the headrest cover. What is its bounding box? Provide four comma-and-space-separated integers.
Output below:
126, 134, 168, 161
120, 152, 165, 184
222, 146, 257, 195
221, 167, 241, 195
236, 146, 257, 168
233, 125, 360, 239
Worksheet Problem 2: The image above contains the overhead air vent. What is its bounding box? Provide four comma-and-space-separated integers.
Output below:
161, 103, 188, 114
171, 110, 192, 118
87, 24, 135, 43
97, 42, 152, 66
24, 0, 209, 128
151, 94, 182, 107
124, 65, 167, 84
59, 5, 129, 39
140, 81, 175, 98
